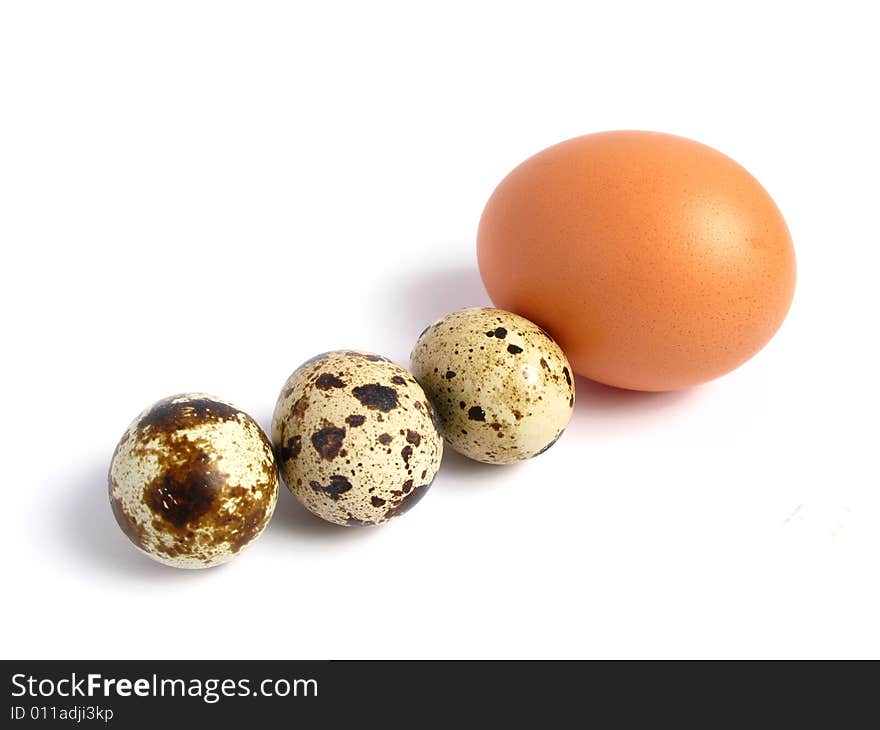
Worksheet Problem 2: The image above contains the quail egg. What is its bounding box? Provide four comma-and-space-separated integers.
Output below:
410, 307, 575, 463
272, 351, 443, 526
108, 393, 279, 569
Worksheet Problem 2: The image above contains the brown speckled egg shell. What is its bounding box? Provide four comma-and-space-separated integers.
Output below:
410, 307, 574, 464
272, 351, 443, 526
108, 394, 279, 569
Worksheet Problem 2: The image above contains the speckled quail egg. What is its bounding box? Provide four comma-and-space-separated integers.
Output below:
410, 307, 575, 464
272, 351, 443, 526
109, 394, 279, 569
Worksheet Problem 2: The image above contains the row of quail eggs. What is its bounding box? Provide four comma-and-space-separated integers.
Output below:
108, 307, 576, 568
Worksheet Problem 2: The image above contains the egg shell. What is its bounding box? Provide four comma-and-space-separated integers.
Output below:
410, 307, 574, 464
109, 393, 279, 569
477, 130, 797, 391
272, 351, 443, 526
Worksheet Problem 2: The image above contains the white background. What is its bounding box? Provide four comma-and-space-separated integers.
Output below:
2, 1, 878, 659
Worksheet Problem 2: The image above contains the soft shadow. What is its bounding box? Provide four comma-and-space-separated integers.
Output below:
266, 484, 381, 543
382, 264, 491, 357
431, 447, 518, 492
252, 405, 275, 442
57, 461, 218, 580
573, 374, 695, 415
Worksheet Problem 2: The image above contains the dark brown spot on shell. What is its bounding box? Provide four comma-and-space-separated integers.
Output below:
378, 433, 392, 445
445, 370, 456, 379
310, 475, 353, 500
507, 344, 523, 354
220, 488, 273, 554
391, 375, 406, 385
401, 444, 413, 466
315, 373, 346, 390
406, 430, 421, 446
345, 414, 366, 427
352, 384, 399, 412
494, 327, 507, 339
144, 442, 223, 530
540, 358, 550, 371
280, 435, 302, 461
423, 399, 441, 431
370, 496, 386, 507
136, 396, 239, 437
468, 406, 486, 421
490, 422, 502, 431
384, 477, 433, 520
562, 367, 572, 386
292, 394, 310, 418
312, 425, 346, 460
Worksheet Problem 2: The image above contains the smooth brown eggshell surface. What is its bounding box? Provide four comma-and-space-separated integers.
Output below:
109, 394, 279, 569
477, 130, 797, 391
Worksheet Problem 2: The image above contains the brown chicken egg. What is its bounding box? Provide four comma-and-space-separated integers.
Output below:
477, 130, 797, 391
